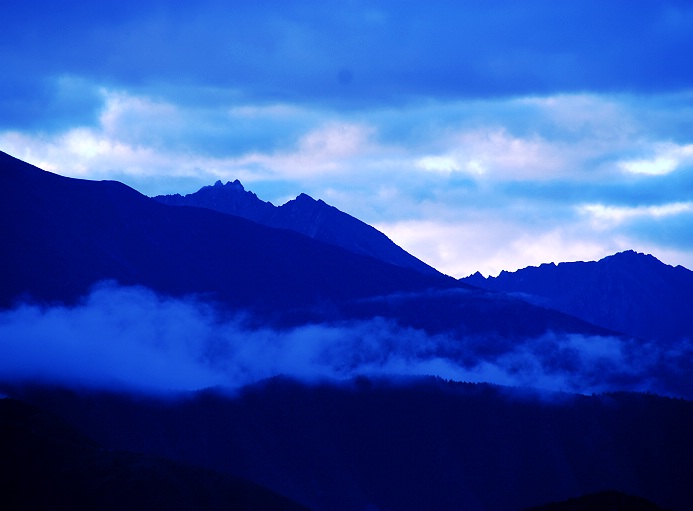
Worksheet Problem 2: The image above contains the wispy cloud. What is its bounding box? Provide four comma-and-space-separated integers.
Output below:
1, 283, 690, 398
618, 142, 693, 176
579, 202, 693, 228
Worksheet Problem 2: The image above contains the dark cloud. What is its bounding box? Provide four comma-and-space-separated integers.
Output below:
0, 283, 690, 398
3, 0, 693, 120
624, 211, 693, 251
0, 75, 103, 132
499, 168, 693, 209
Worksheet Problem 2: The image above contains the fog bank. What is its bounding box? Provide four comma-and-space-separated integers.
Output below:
1, 283, 690, 397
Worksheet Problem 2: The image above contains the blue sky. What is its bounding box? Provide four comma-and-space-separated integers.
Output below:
3, 0, 693, 276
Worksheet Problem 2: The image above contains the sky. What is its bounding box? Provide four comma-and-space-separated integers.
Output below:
3, 0, 693, 277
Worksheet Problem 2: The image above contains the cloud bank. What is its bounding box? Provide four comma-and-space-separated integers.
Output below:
1, 283, 690, 399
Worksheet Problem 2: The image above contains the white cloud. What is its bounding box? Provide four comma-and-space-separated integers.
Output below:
415, 128, 566, 181
2, 88, 693, 278
228, 121, 378, 179
618, 142, 693, 176
374, 218, 621, 277
578, 202, 693, 228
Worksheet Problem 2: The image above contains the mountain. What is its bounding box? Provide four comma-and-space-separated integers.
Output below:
0, 150, 452, 315
153, 179, 440, 276
522, 490, 671, 511
1, 150, 619, 343
3, 149, 693, 511
6, 378, 691, 511
0, 397, 311, 511
461, 251, 693, 344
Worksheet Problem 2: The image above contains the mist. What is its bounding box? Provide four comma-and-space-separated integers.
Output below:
0, 282, 690, 398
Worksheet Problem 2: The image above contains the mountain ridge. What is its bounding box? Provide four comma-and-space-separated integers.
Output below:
153, 179, 441, 276
461, 250, 693, 344
0, 150, 453, 315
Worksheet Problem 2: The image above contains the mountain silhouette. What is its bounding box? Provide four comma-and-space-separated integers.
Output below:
461, 251, 693, 344
0, 150, 452, 315
154, 180, 440, 276
0, 397, 311, 511
522, 490, 671, 511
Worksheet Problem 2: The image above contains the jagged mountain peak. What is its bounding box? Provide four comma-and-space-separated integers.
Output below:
601, 249, 662, 266
294, 192, 315, 202
210, 179, 245, 191
153, 181, 441, 276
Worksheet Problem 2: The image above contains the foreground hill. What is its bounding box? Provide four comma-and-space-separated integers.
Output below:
462, 251, 693, 344
154, 180, 440, 276
6, 378, 690, 511
0, 397, 311, 511
522, 490, 670, 511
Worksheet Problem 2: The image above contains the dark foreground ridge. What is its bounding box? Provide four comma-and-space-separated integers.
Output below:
0, 397, 311, 511
5, 377, 691, 511
522, 490, 672, 511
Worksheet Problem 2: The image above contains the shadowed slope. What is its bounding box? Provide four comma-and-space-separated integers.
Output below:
0, 397, 312, 511
6, 379, 691, 511
522, 490, 671, 511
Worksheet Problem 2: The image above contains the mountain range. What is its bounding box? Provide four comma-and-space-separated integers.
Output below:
0, 149, 617, 342
1, 149, 692, 511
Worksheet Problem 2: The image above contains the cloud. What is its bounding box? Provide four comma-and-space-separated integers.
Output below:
618, 142, 693, 176
6, 1, 693, 106
579, 202, 693, 228
2, 88, 693, 277
0, 283, 690, 399
374, 218, 627, 278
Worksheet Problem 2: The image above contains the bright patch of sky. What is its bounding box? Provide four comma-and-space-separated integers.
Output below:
3, 0, 693, 276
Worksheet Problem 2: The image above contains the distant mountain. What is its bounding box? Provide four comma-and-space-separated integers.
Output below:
0, 150, 451, 315
7, 378, 691, 511
462, 251, 693, 344
0, 397, 311, 511
154, 180, 440, 276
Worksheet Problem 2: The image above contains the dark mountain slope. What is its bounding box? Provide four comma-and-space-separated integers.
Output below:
0, 397, 311, 511
522, 490, 671, 511
7, 379, 691, 511
154, 179, 440, 276
0, 150, 452, 314
462, 251, 693, 343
